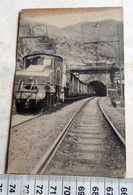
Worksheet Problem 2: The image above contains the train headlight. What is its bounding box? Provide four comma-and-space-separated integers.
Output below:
37, 91, 46, 99
15, 93, 21, 99
45, 84, 51, 91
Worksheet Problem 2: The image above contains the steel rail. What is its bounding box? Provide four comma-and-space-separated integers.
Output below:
32, 97, 125, 174
97, 98, 126, 146
11, 96, 92, 128
31, 97, 95, 174
11, 113, 43, 128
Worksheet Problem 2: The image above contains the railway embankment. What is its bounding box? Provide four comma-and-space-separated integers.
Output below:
99, 97, 125, 141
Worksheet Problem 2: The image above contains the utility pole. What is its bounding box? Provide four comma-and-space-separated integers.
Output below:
81, 23, 86, 57
96, 22, 101, 62
105, 62, 108, 97
117, 22, 124, 106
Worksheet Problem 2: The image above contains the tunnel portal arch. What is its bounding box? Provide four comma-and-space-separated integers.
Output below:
87, 80, 107, 96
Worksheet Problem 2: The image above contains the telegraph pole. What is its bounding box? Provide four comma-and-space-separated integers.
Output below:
117, 22, 124, 106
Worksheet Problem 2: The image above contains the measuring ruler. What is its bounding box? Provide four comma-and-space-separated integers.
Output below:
0, 174, 133, 194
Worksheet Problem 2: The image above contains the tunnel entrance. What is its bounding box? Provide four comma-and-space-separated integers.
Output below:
88, 81, 107, 96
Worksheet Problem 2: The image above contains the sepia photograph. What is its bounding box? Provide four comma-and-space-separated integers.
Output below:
7, 7, 125, 177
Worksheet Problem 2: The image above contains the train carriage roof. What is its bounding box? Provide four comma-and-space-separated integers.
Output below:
23, 53, 63, 61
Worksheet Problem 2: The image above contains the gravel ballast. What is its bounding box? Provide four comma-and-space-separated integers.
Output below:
99, 97, 125, 140
7, 98, 91, 174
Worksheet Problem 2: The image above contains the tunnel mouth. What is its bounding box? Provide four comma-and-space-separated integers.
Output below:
88, 81, 107, 96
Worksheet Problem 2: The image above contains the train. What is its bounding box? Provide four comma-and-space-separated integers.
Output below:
14, 53, 88, 111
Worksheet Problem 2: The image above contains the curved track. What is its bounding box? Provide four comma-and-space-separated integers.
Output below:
31, 97, 125, 177
11, 97, 89, 128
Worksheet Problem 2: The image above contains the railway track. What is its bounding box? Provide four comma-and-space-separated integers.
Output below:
11, 97, 90, 128
98, 99, 125, 146
11, 113, 43, 128
31, 97, 126, 177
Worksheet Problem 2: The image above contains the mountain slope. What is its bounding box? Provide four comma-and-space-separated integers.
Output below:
17, 19, 124, 69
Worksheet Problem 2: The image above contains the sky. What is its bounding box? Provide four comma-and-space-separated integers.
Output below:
20, 7, 123, 28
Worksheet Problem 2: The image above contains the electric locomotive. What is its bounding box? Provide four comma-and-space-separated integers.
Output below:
14, 53, 65, 111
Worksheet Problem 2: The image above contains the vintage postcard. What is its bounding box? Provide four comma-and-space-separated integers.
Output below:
7, 7, 125, 177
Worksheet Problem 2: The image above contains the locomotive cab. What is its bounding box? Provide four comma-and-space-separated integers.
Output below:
24, 55, 54, 70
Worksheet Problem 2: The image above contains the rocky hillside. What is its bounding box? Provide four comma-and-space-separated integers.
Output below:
16, 19, 124, 70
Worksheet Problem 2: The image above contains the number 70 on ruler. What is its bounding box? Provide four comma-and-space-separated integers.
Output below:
47, 177, 132, 195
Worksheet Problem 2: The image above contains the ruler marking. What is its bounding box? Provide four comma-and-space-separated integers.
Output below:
0, 175, 133, 195
48, 175, 50, 195
104, 177, 105, 195
90, 177, 91, 195
7, 175, 9, 195
34, 175, 36, 195
76, 177, 77, 195
62, 176, 63, 195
